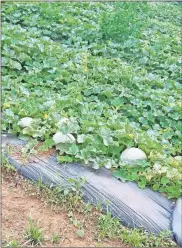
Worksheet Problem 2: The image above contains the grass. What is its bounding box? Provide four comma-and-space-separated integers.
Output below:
24, 217, 44, 246
3, 218, 44, 248
51, 232, 60, 244
4, 240, 20, 248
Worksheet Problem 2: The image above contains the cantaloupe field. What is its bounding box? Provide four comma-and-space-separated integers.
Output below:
2, 2, 182, 201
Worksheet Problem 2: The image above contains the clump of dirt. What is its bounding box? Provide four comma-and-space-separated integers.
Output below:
2, 171, 127, 247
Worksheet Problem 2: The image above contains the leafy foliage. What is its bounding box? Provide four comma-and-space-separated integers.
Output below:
2, 2, 182, 198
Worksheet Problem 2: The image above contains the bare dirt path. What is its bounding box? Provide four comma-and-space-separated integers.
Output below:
2, 171, 127, 247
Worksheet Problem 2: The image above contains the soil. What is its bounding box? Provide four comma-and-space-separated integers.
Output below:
2, 171, 128, 247
7, 142, 57, 165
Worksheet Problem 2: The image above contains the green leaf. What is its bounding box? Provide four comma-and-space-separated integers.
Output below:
39, 138, 54, 151
161, 176, 169, 185
68, 144, 79, 155
77, 134, 86, 143
57, 155, 74, 163
138, 177, 147, 189
153, 184, 160, 191
12, 61, 22, 70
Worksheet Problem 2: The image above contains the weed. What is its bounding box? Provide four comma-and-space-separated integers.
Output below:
97, 212, 176, 247
43, 177, 84, 211
68, 211, 85, 238
20, 139, 39, 162
101, 2, 149, 42
121, 229, 176, 247
96, 202, 103, 212
36, 178, 45, 192
68, 212, 83, 229
84, 202, 93, 213
121, 228, 146, 247
4, 239, 20, 247
2, 169, 177, 247
24, 217, 44, 245
24, 175, 85, 212
97, 211, 121, 240
76, 229, 85, 238
52, 232, 60, 244
4, 215, 9, 221
1, 154, 16, 173
3, 161, 16, 173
